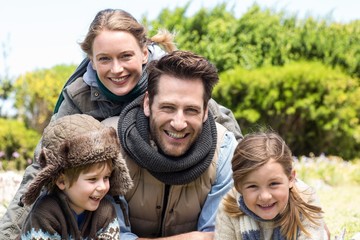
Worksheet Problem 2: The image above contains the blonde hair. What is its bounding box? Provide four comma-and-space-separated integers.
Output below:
80, 9, 176, 57
223, 132, 323, 239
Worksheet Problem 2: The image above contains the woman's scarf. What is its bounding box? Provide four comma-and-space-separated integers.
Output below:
118, 95, 217, 185
238, 196, 286, 240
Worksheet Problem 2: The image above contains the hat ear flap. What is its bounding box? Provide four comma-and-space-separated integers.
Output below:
38, 148, 48, 168
109, 154, 133, 196
22, 149, 61, 205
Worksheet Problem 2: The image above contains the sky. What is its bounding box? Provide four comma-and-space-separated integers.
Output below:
0, 0, 359, 78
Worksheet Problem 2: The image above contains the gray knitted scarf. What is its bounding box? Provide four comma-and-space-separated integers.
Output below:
118, 95, 217, 185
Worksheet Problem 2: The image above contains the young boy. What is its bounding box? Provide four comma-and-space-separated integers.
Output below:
19, 114, 133, 239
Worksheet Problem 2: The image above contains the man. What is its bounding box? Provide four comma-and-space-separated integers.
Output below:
103, 50, 238, 239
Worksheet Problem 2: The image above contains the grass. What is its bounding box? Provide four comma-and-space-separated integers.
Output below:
317, 185, 360, 239
1, 157, 360, 239
294, 155, 360, 240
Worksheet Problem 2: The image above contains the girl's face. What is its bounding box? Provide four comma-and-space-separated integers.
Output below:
239, 159, 295, 220
56, 164, 112, 214
91, 30, 148, 96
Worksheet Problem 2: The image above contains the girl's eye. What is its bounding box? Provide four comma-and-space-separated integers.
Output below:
246, 185, 257, 189
270, 182, 280, 187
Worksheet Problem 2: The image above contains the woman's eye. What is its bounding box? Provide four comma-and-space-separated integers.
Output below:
98, 56, 110, 62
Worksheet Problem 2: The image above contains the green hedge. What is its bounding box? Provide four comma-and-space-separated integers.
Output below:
214, 61, 360, 159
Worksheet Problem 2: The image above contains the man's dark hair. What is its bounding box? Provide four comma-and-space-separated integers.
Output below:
146, 50, 219, 108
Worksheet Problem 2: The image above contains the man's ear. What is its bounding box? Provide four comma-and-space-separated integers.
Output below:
143, 91, 150, 117
203, 105, 209, 123
56, 174, 67, 190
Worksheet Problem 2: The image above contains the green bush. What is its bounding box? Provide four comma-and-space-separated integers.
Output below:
214, 61, 360, 159
0, 118, 41, 170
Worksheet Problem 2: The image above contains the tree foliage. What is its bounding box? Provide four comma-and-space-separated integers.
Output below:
13, 64, 76, 132
146, 3, 360, 77
0, 118, 40, 170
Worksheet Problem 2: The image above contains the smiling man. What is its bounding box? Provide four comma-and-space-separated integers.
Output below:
103, 50, 239, 240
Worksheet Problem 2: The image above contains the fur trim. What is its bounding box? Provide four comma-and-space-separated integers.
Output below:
22, 114, 133, 205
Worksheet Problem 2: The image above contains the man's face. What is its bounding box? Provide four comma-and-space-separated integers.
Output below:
144, 74, 208, 157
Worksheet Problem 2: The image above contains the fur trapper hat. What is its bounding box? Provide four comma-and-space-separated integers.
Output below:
22, 114, 133, 205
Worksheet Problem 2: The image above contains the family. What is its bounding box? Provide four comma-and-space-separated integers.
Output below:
0, 9, 327, 240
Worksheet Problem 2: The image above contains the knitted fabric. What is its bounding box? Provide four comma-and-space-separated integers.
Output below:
21, 190, 120, 239
22, 114, 133, 205
118, 95, 217, 185
238, 196, 286, 240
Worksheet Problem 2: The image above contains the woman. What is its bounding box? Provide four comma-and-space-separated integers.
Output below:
54, 8, 176, 120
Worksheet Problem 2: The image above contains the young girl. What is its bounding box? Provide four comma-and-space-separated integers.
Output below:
215, 132, 325, 240
20, 114, 133, 239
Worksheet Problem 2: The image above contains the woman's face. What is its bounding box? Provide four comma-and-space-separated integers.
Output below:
91, 30, 148, 96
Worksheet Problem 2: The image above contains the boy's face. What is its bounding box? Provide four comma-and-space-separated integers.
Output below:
56, 164, 112, 214
143, 74, 208, 157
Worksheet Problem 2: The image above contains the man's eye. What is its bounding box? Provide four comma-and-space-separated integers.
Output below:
162, 106, 174, 111
186, 109, 199, 114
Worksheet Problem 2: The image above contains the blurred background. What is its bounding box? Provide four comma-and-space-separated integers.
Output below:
1, 0, 359, 238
